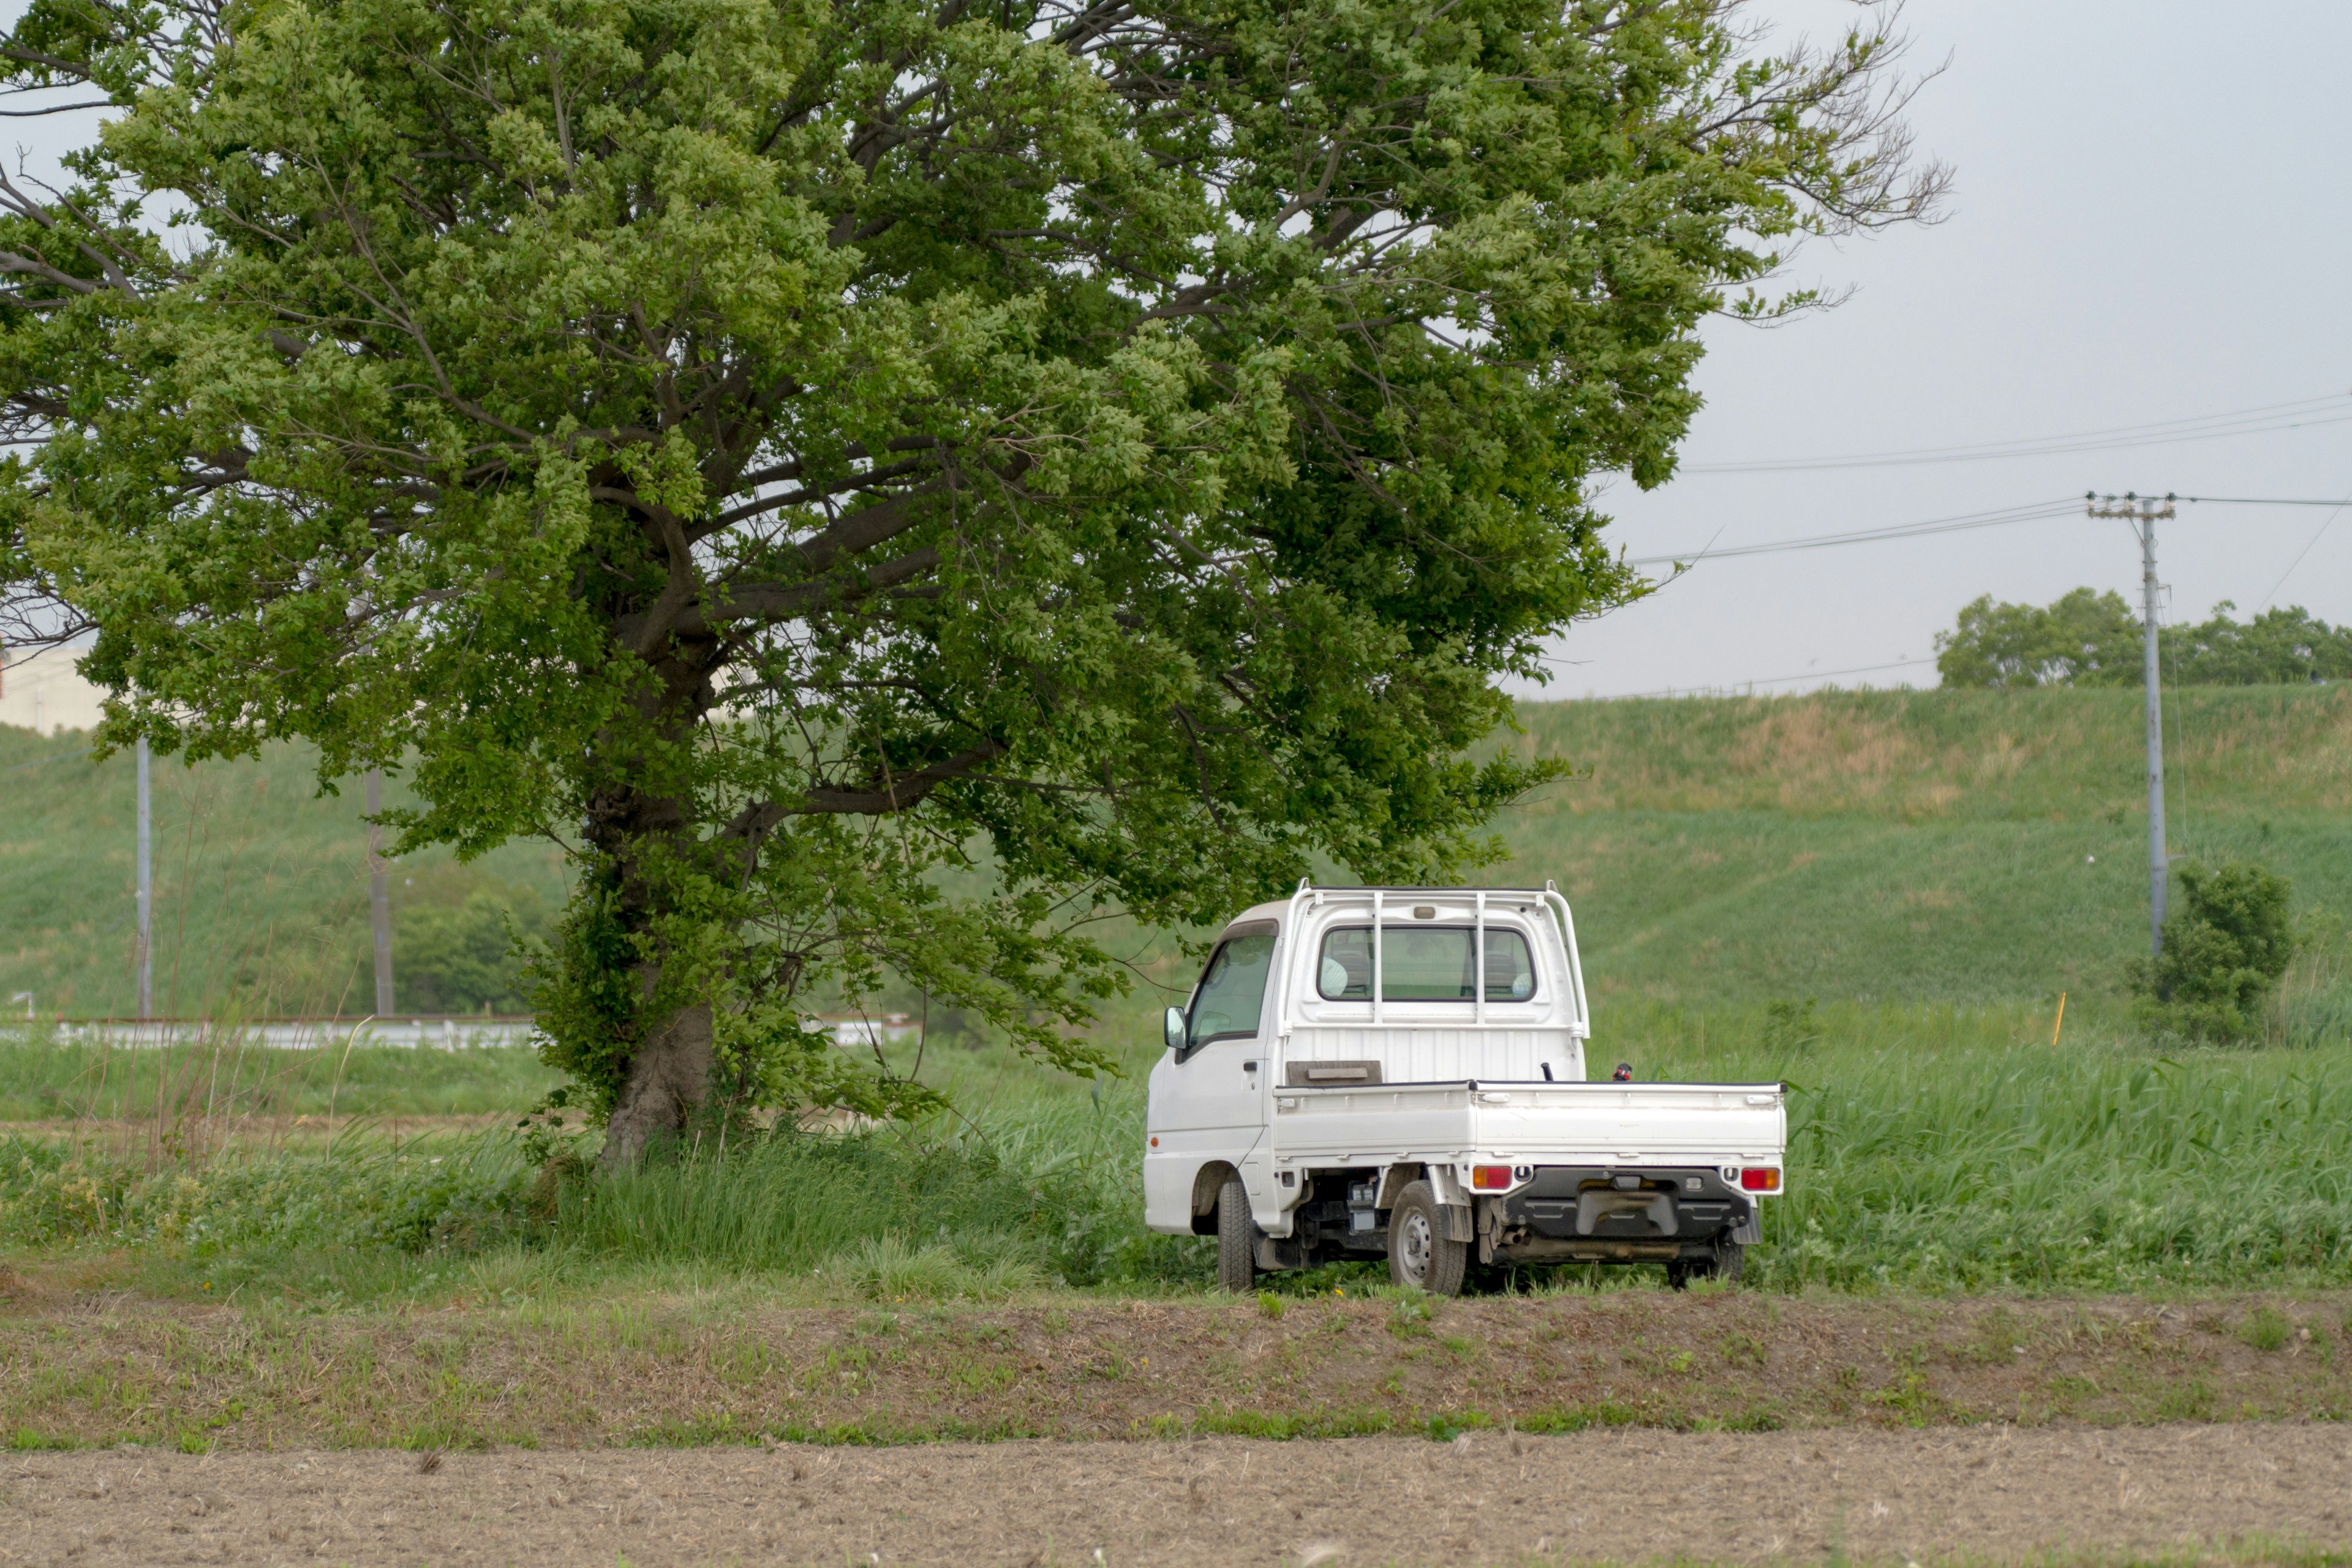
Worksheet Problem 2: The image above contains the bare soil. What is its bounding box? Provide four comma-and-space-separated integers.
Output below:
5, 1425, 2350, 1566
1, 1286, 2346, 1449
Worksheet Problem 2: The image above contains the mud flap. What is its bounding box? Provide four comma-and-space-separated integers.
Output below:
1441, 1204, 1473, 1243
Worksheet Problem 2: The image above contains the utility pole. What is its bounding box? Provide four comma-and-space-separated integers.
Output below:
365, 769, 394, 1017
135, 736, 152, 1019
2087, 491, 2176, 959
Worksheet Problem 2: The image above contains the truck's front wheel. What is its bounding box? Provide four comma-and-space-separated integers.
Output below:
1387, 1180, 1467, 1296
1215, 1177, 1256, 1292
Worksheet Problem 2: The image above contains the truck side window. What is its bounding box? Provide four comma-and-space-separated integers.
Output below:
1316, 927, 1537, 1001
1188, 933, 1275, 1049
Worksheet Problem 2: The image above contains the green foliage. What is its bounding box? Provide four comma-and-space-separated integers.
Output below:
394, 880, 551, 1015
0, 1132, 529, 1253
1937, 591, 2352, 688
1935, 588, 2144, 688
2130, 861, 2298, 1042
0, 0, 1939, 1138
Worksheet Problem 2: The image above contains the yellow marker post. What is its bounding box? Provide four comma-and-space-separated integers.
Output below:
2050, 991, 2067, 1048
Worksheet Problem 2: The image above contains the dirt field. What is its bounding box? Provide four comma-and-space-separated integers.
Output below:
5, 1424, 2350, 1567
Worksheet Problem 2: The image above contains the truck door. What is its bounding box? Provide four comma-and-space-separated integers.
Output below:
1153, 924, 1276, 1165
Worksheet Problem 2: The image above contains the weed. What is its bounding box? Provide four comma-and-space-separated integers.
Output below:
2239, 1306, 2293, 1353
1256, 1292, 1285, 1320
1385, 1294, 1435, 1339
2155, 1379, 2216, 1421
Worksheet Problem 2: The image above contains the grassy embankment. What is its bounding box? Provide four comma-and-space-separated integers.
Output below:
0, 726, 566, 1019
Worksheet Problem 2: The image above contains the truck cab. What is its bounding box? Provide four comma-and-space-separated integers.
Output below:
1144, 881, 1786, 1294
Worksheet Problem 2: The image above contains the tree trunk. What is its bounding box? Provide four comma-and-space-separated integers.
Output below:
587, 635, 724, 1169
600, 999, 714, 1167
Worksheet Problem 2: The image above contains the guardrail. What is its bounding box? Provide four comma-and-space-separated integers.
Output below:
0, 1012, 922, 1052
27, 1016, 540, 1051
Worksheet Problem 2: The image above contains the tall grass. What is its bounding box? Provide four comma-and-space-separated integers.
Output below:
4, 1001, 2350, 1297
550, 1100, 1194, 1291
0, 1033, 561, 1123
1624, 1000, 2352, 1290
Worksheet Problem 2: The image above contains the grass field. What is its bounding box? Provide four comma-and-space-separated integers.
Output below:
0, 687, 2343, 1301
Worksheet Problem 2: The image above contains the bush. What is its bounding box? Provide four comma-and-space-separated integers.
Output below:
2130, 859, 2297, 1042
395, 884, 549, 1013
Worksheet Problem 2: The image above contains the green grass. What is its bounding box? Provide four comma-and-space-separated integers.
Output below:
0, 1033, 562, 1121
1486, 685, 2352, 1013
7, 1006, 2352, 1299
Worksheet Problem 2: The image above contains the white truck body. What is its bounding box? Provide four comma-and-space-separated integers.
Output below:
1144, 883, 1785, 1290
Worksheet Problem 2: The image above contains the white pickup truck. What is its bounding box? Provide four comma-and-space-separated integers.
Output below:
1144, 883, 1787, 1294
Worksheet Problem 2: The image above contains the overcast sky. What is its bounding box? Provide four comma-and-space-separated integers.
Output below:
1538, 0, 2352, 698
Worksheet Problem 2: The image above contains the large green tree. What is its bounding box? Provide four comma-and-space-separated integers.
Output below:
0, 0, 1940, 1158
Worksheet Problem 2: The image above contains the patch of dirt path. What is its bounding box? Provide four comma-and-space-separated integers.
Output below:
5, 1425, 2349, 1567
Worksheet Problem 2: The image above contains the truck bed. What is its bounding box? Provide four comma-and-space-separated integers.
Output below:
1270, 1079, 1786, 1167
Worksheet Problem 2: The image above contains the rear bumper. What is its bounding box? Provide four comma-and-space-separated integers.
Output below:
1494, 1166, 1758, 1261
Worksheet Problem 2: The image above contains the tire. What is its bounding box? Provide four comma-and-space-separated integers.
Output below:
1387, 1180, 1468, 1296
1667, 1239, 1745, 1291
1215, 1177, 1256, 1293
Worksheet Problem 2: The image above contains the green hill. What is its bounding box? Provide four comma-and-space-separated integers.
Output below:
0, 728, 567, 1018
1488, 685, 2352, 1026
0, 684, 2344, 1033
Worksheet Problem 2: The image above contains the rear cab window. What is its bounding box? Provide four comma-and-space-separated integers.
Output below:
1316, 926, 1536, 1002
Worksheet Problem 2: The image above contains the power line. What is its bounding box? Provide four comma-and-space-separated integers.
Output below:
1628, 491, 2352, 571
2253, 491, 2352, 612
1679, 393, 2352, 474
1605, 655, 1940, 699
1626, 497, 2082, 567
2176, 494, 2352, 507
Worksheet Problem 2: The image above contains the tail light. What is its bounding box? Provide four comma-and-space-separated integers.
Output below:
1739, 1167, 1781, 1192
1471, 1165, 1513, 1190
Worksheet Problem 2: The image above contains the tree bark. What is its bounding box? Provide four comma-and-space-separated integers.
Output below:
600, 999, 714, 1167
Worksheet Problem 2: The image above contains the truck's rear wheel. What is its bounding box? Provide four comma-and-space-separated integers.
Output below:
1387, 1180, 1467, 1296
1215, 1177, 1255, 1292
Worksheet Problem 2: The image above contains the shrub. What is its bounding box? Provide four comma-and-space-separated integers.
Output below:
2129, 860, 2296, 1042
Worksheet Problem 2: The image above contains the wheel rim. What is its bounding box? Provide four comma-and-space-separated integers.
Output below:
1399, 1208, 1431, 1283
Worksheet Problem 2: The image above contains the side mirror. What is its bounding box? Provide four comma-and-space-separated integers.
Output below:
1164, 1006, 1189, 1054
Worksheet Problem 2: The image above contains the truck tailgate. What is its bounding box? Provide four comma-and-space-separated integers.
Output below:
1272, 1080, 1785, 1163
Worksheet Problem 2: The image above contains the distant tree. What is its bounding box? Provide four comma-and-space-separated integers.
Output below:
2128, 860, 2297, 1043
396, 886, 551, 1015
0, 0, 1945, 1160
2168, 603, 2352, 686
1937, 592, 2352, 689
1934, 589, 2139, 688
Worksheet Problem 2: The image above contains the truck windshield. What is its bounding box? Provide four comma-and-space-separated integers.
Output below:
1188, 933, 1275, 1047
1317, 927, 1536, 1001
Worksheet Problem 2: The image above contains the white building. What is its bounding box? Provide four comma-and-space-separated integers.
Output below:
0, 644, 108, 735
